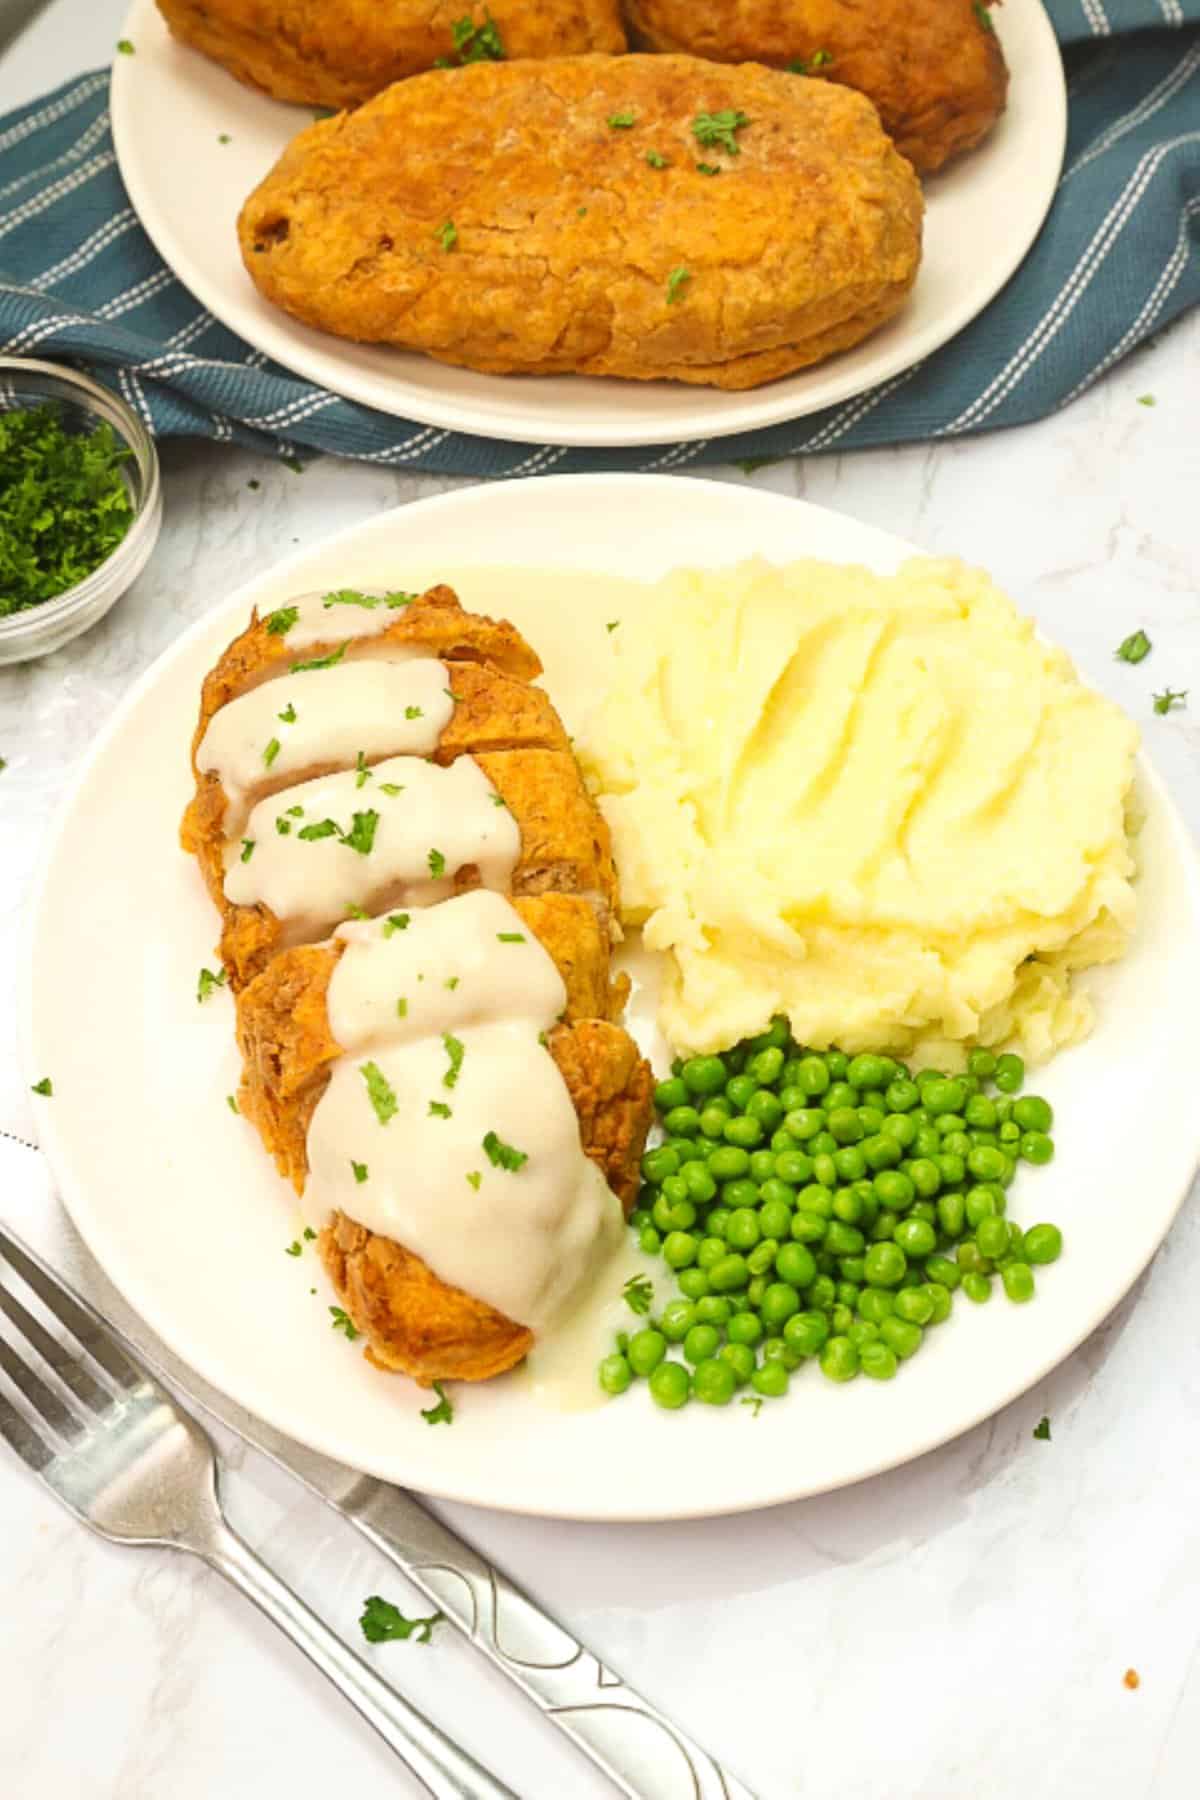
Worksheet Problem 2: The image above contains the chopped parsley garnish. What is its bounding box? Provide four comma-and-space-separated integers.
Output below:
646, 150, 669, 169
1115, 629, 1151, 664
436, 220, 458, 252
497, 931, 525, 943
351, 1159, 369, 1183
429, 1100, 452, 1118
450, 9, 505, 63
387, 592, 417, 607
696, 162, 721, 176
666, 267, 691, 305
330, 1305, 360, 1340
304, 1227, 317, 1240
421, 1381, 454, 1425
1033, 1415, 1051, 1440
489, 793, 507, 807
290, 644, 347, 673
344, 902, 370, 920
361, 1059, 399, 1124
973, 1, 994, 30
442, 1033, 465, 1088
226, 1093, 239, 1114
197, 965, 227, 1003
444, 975, 460, 989
623, 1273, 653, 1315
263, 736, 281, 768
483, 1130, 528, 1172
1153, 688, 1188, 714
287, 804, 304, 816
281, 455, 305, 474
342, 809, 379, 855
285, 1240, 302, 1257
577, 206, 588, 217
741, 1396, 763, 1417
278, 701, 297, 723
1137, 394, 1156, 407
428, 847, 446, 878
606, 620, 619, 632
608, 111, 636, 129
355, 750, 371, 788
444, 687, 458, 703
379, 782, 404, 797
359, 1595, 445, 1644
788, 49, 834, 72
265, 605, 299, 635
384, 912, 411, 935
404, 705, 424, 720
466, 1170, 482, 1190
397, 997, 408, 1017
31, 1077, 52, 1097
0, 406, 134, 616
240, 838, 255, 862
692, 110, 749, 155
116, 38, 134, 54
321, 588, 381, 609
276, 817, 292, 835
298, 818, 340, 840
537, 1030, 548, 1047
218, 132, 231, 144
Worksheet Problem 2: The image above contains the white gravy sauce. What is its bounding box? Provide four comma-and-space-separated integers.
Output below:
328, 892, 566, 1052
269, 587, 424, 653
197, 659, 454, 832
223, 754, 519, 943
304, 1017, 623, 1331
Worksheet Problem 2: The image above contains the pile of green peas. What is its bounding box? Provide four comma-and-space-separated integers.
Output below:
598, 1019, 1063, 1410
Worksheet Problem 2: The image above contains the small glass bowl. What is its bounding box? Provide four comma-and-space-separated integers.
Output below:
0, 357, 163, 664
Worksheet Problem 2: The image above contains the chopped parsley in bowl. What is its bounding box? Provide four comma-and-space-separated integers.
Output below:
0, 358, 162, 663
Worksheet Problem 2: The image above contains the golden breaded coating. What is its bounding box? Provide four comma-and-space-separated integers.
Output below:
318, 1020, 652, 1384
623, 0, 1008, 174
236, 893, 629, 1189
239, 55, 923, 389
156, 0, 627, 107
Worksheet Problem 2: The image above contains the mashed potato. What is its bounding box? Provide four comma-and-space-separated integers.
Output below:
579, 558, 1138, 1067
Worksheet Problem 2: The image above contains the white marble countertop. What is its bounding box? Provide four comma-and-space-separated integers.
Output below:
3, 5, 1200, 1797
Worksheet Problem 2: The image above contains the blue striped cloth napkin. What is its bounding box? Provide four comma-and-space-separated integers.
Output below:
0, 2, 1197, 474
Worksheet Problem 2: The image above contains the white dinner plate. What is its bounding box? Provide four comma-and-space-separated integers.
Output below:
22, 475, 1200, 1520
110, 0, 1066, 449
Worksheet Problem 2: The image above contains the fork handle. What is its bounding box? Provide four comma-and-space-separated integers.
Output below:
203, 1520, 519, 1800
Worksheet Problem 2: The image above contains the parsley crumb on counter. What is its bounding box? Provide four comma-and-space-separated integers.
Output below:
360, 1595, 445, 1644
31, 1077, 52, 1097
1153, 688, 1187, 715
1115, 629, 1151, 664
1033, 1416, 1051, 1440
0, 406, 135, 616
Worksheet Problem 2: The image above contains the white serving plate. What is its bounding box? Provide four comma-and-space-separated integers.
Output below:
110, 0, 1066, 448
22, 474, 1200, 1520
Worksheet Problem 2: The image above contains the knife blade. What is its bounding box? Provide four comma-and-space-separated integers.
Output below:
0, 1138, 754, 1800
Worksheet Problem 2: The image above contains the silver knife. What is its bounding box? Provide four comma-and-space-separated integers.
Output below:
0, 1136, 754, 1800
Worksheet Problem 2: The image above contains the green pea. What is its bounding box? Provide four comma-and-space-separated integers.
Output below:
993, 1096, 1013, 1124
970, 1130, 998, 1149
638, 1227, 661, 1255
756, 1281, 798, 1329
1020, 1130, 1054, 1165
914, 1126, 942, 1159
936, 1152, 965, 1186
723, 1208, 760, 1251
819, 1335, 860, 1382
825, 1221, 865, 1256
628, 1329, 666, 1376
785, 1108, 825, 1143
916, 1068, 944, 1090
1023, 1223, 1063, 1265
794, 1055, 830, 1096
844, 1053, 885, 1090
710, 1253, 751, 1293
724, 1115, 763, 1148
955, 1241, 992, 1277
828, 1302, 853, 1335
874, 1170, 915, 1210
640, 1146, 678, 1184
857, 1107, 885, 1137
893, 1286, 934, 1325
790, 1210, 827, 1244
720, 1342, 757, 1385
689, 1357, 735, 1405
662, 1230, 697, 1270
705, 1206, 731, 1237
833, 1145, 867, 1181
691, 1299, 728, 1330
998, 1120, 1021, 1146
923, 1281, 952, 1323
965, 1185, 1001, 1228
699, 1105, 730, 1138
659, 1299, 697, 1342
811, 1154, 837, 1190
962, 1271, 992, 1303
678, 1166, 713, 1208
680, 1055, 724, 1096
976, 1215, 1010, 1261
747, 1238, 779, 1276
654, 1077, 689, 1112
758, 1198, 793, 1241
1001, 1261, 1035, 1303
696, 1237, 726, 1271
835, 1279, 860, 1309
847, 1319, 879, 1350
864, 1241, 907, 1287
936, 1191, 965, 1238
862, 1133, 903, 1171
680, 1323, 719, 1365
925, 1253, 961, 1290
832, 1192, 863, 1231
598, 1353, 633, 1395
810, 1130, 839, 1157
750, 1046, 785, 1084
648, 1360, 691, 1408
726, 1073, 759, 1110
885, 1077, 920, 1112
870, 1209, 899, 1241
894, 1218, 937, 1258
860, 1340, 899, 1380
805, 1274, 837, 1311
652, 1193, 695, 1232
858, 1288, 895, 1324
967, 1048, 997, 1079
751, 1360, 789, 1398
963, 1094, 997, 1130
743, 1149, 771, 1183
967, 1144, 1008, 1183
880, 1315, 923, 1360
993, 1052, 1025, 1094
823, 1051, 850, 1079
924, 1077, 967, 1116
882, 1112, 918, 1149
771, 1127, 796, 1153
905, 1158, 940, 1200
724, 1183, 762, 1215
774, 1311, 819, 1358
773, 1151, 812, 1187
824, 1082, 856, 1113
772, 1241, 813, 1288
756, 1175, 791, 1207
676, 1268, 710, 1301
1012, 1094, 1052, 1133
664, 1104, 700, 1138
747, 1091, 784, 1130
708, 1145, 750, 1181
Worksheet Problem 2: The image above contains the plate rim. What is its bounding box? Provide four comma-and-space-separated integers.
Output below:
20, 472, 1200, 1521
110, 0, 1068, 449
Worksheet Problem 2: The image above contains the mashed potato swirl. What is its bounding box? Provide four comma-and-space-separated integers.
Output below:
580, 558, 1138, 1066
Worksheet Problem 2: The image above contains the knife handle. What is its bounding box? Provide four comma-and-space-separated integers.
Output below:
351, 1485, 755, 1800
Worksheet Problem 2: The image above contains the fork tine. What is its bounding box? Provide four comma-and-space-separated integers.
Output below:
0, 1333, 89, 1443
0, 1278, 111, 1414
0, 1227, 145, 1394
0, 1385, 53, 1473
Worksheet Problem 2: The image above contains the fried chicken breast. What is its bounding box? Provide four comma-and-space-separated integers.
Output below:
156, 0, 627, 107
622, 0, 1008, 174
239, 54, 924, 389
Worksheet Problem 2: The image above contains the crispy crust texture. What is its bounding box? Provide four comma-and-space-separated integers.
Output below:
156, 0, 627, 107
622, 0, 1008, 174
238, 55, 923, 389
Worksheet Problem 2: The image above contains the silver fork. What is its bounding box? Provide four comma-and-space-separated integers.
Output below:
0, 1224, 518, 1800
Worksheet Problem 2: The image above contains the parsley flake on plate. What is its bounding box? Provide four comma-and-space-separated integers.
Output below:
404, 705, 424, 720
290, 643, 347, 673
442, 1032, 465, 1088
31, 1077, 52, 1097
330, 1305, 360, 1340
666, 266, 691, 305
226, 1094, 239, 1114
342, 809, 380, 856
344, 902, 370, 920
275, 817, 292, 836
298, 818, 340, 841
355, 750, 371, 788
285, 1240, 302, 1258
606, 620, 620, 632
263, 736, 281, 768
1137, 394, 1156, 407
304, 1226, 317, 1240
428, 847, 447, 878
623, 1273, 653, 1315
240, 838, 255, 863
359, 1595, 445, 1644
483, 1130, 528, 1172
265, 605, 298, 635
396, 997, 408, 1017
429, 1100, 453, 1118
489, 793, 507, 808
278, 701, 297, 723
692, 110, 749, 155
379, 782, 405, 797
436, 220, 458, 252
444, 975, 460, 989
321, 588, 381, 609
197, 965, 227, 1003
351, 1159, 369, 1183
1115, 629, 1151, 665
465, 1170, 482, 1190
496, 931, 525, 943
384, 912, 411, 935
421, 1380, 455, 1424
361, 1059, 399, 1124
1153, 688, 1188, 714
218, 132, 231, 144
1033, 1415, 1051, 1440
116, 37, 134, 54
741, 1396, 763, 1417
